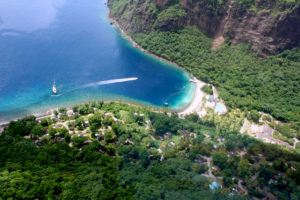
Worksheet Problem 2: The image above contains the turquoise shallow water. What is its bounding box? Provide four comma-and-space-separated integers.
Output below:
0, 0, 195, 121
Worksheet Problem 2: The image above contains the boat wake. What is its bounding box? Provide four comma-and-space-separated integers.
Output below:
50, 94, 63, 97
50, 77, 138, 97
82, 77, 138, 88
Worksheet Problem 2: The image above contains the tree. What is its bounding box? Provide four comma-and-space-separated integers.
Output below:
291, 186, 300, 200
103, 116, 114, 126
106, 143, 116, 156
272, 158, 287, 172
58, 127, 69, 138
258, 162, 275, 181
238, 159, 250, 179
212, 152, 228, 170
201, 85, 213, 95
48, 128, 57, 137
96, 101, 104, 109
78, 105, 89, 115
247, 143, 261, 155
88, 112, 103, 132
58, 108, 67, 115
150, 112, 173, 135
40, 118, 49, 127
185, 113, 199, 123
71, 136, 88, 148
104, 130, 116, 143
75, 117, 85, 130
248, 110, 260, 123
5, 121, 27, 136
112, 123, 127, 136
53, 110, 58, 116
31, 124, 45, 137
192, 175, 209, 186
72, 105, 79, 112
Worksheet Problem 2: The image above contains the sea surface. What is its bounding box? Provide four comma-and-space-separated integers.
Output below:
0, 0, 195, 121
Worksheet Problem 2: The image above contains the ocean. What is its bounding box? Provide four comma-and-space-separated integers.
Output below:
0, 0, 195, 121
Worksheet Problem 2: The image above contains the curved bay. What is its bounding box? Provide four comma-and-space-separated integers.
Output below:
0, 0, 194, 121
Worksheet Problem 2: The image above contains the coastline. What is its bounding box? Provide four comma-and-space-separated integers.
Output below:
107, 15, 205, 116
108, 17, 190, 76
0, 108, 55, 130
0, 98, 159, 127
1, 13, 204, 127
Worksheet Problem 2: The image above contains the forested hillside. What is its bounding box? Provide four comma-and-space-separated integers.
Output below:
1, 102, 300, 199
108, 0, 300, 134
108, 0, 300, 55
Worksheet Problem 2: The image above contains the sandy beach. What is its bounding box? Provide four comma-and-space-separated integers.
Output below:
1, 15, 205, 130
108, 16, 206, 116
179, 79, 206, 116
0, 108, 56, 133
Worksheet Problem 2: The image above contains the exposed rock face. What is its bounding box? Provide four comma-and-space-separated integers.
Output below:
212, 0, 235, 49
108, 0, 300, 56
108, 0, 227, 35
180, 0, 228, 37
225, 3, 300, 56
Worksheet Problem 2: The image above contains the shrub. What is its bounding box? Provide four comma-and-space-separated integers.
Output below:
248, 110, 260, 123
53, 110, 58, 116
31, 125, 45, 137
201, 85, 213, 95
72, 105, 79, 112
58, 108, 67, 114
71, 136, 88, 148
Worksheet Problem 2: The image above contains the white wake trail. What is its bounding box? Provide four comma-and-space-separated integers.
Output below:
83, 77, 138, 88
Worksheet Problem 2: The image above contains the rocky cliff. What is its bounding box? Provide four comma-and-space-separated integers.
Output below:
108, 0, 300, 56
225, 0, 300, 56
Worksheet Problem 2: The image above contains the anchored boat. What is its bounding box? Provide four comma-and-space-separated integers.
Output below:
52, 80, 57, 95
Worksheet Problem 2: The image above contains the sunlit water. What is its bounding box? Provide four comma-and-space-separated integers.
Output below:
0, 0, 195, 121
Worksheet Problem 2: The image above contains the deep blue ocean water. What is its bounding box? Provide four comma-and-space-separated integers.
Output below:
0, 0, 195, 121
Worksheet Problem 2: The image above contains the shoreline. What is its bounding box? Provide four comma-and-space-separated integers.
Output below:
179, 79, 206, 116
0, 108, 56, 129
0, 98, 160, 126
0, 13, 204, 126
108, 17, 192, 77
107, 15, 205, 116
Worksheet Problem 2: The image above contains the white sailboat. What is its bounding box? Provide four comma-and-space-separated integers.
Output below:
52, 80, 57, 95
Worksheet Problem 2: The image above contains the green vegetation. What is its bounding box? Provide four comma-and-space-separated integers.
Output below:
108, 0, 300, 133
186, 0, 229, 16
1, 102, 300, 199
109, 0, 133, 18
156, 4, 187, 23
296, 142, 300, 152
1, 0, 299, 198
233, 0, 300, 16
132, 27, 300, 131
248, 110, 260, 123
201, 85, 214, 95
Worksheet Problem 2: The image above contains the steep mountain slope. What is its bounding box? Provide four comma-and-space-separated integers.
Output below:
108, 0, 300, 138
108, 0, 300, 56
225, 0, 300, 56
108, 0, 300, 135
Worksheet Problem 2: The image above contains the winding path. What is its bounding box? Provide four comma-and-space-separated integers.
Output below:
202, 156, 218, 180
238, 180, 248, 195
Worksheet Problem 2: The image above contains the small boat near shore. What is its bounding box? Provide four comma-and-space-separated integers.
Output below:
52, 80, 57, 95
